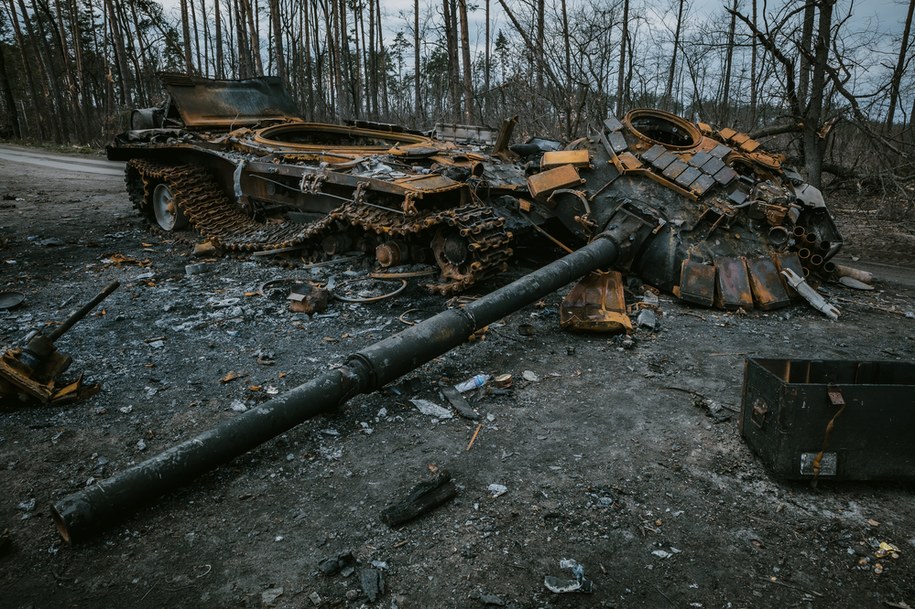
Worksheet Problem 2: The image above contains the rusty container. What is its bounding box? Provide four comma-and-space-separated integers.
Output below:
739, 358, 915, 481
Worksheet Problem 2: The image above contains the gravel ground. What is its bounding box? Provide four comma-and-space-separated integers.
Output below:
1, 149, 914, 609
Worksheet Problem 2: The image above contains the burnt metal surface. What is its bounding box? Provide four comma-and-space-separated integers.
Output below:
559, 271, 631, 333
740, 358, 915, 481
159, 73, 299, 127
108, 74, 844, 312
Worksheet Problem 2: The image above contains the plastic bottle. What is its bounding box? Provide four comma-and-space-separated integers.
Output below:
454, 373, 491, 393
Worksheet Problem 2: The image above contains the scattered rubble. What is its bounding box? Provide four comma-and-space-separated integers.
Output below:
1, 153, 914, 608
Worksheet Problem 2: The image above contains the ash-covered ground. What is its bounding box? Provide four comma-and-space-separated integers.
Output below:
1, 147, 914, 608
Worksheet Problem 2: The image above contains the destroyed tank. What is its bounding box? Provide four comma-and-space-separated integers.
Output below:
108, 73, 842, 312
53, 79, 847, 541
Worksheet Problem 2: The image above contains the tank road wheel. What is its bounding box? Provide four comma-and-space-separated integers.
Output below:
151, 182, 189, 231
124, 161, 189, 232
431, 228, 473, 283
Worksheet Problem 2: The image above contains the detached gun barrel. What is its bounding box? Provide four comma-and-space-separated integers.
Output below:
52, 236, 623, 543
47, 281, 120, 342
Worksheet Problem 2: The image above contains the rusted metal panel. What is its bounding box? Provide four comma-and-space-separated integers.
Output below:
527, 165, 584, 200
713, 165, 738, 185
160, 73, 299, 128
541, 150, 591, 170
604, 115, 624, 132
393, 174, 462, 193
618, 152, 643, 171
739, 138, 760, 153
690, 173, 717, 196
678, 259, 716, 307
675, 166, 702, 189
688, 151, 712, 167
715, 257, 754, 310
728, 184, 750, 204
747, 257, 791, 309
641, 144, 666, 163
662, 159, 689, 180
709, 143, 733, 158
560, 271, 632, 333
718, 127, 738, 140
608, 131, 628, 153
730, 132, 750, 146
652, 151, 679, 171
701, 156, 725, 176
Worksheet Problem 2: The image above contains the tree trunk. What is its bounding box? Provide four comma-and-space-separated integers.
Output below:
798, 0, 815, 111
0, 41, 21, 138
190, 0, 202, 74
180, 0, 194, 74
442, 0, 460, 120
484, 0, 490, 116
23, 0, 66, 141
327, 0, 342, 117
616, 0, 628, 115
200, 0, 211, 77
885, 0, 915, 130
457, 0, 473, 122
270, 0, 287, 81
560, 0, 572, 137
749, 0, 758, 125
803, 0, 834, 188
128, 0, 153, 103
241, 0, 263, 74
368, 0, 376, 116
664, 0, 685, 111
7, 0, 44, 139
234, 0, 251, 77
52, 0, 85, 140
215, 0, 225, 78
414, 0, 421, 118
303, 0, 315, 118
721, 0, 737, 125
376, 0, 388, 117
536, 0, 544, 90
351, 0, 364, 118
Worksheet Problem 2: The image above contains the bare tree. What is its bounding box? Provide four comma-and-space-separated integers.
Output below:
885, 0, 915, 131
616, 0, 629, 115
457, 0, 473, 121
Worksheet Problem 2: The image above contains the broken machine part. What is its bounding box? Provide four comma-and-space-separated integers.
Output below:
0, 281, 119, 406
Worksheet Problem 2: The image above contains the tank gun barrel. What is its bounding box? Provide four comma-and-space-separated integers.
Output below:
51, 235, 625, 543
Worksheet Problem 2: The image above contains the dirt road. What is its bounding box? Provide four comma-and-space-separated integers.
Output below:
1, 149, 913, 608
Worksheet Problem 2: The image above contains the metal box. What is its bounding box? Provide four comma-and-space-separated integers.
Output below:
740, 358, 915, 481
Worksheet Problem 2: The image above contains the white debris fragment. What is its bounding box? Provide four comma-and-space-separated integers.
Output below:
488, 483, 508, 497
410, 398, 453, 419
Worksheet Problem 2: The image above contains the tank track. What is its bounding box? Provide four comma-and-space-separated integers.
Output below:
127, 160, 337, 250
334, 201, 514, 295
126, 160, 513, 294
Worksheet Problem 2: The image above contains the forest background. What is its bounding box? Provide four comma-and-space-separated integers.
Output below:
1, 0, 913, 210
